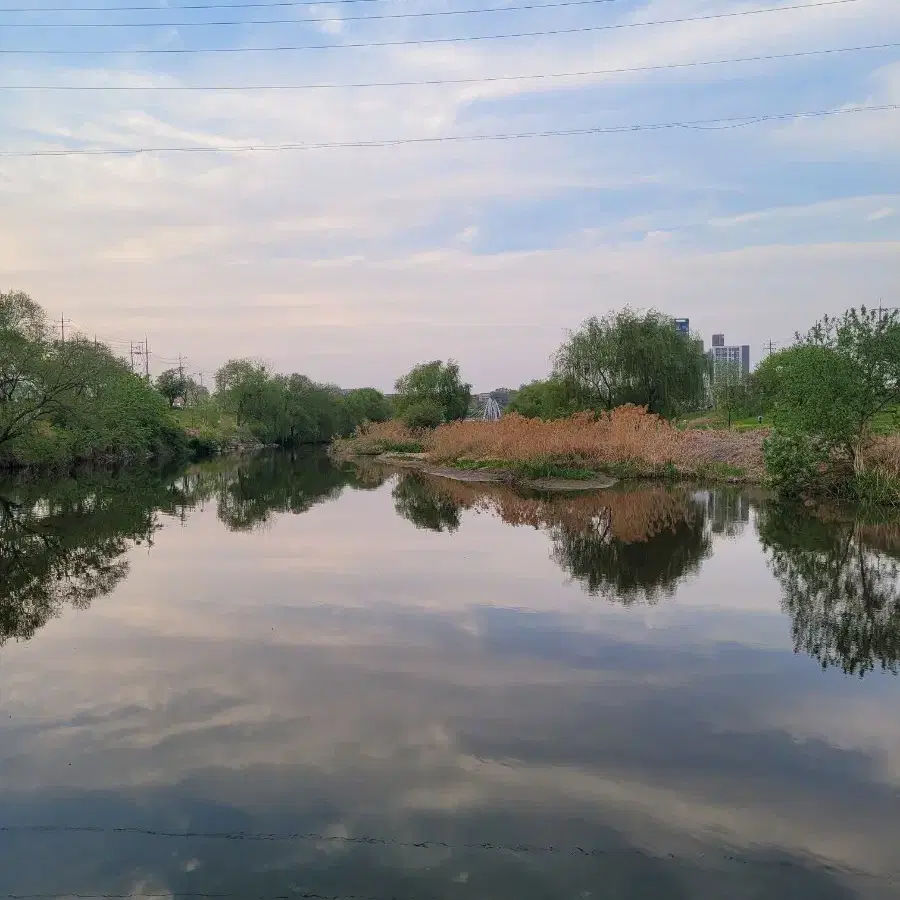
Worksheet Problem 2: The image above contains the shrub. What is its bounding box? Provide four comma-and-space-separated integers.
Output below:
763, 430, 828, 499
401, 400, 444, 431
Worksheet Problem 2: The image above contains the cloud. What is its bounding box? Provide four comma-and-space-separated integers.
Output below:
0, 0, 898, 385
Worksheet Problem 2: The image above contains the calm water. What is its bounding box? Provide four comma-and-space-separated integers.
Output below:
1, 452, 899, 900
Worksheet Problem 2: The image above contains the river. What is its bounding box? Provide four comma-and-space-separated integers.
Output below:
1, 451, 899, 900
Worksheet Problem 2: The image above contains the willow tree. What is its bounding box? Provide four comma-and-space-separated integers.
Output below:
554, 309, 708, 417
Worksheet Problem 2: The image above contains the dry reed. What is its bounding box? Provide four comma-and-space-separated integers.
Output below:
865, 435, 900, 480
428, 407, 766, 478
339, 407, 766, 477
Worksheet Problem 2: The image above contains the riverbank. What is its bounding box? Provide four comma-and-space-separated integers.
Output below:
332, 407, 766, 486
372, 451, 619, 491
0, 408, 262, 476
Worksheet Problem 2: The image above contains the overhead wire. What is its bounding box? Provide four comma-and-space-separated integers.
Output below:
3, 103, 897, 157
0, 1, 861, 54
0, 0, 385, 10
0, 0, 630, 25
2, 42, 895, 90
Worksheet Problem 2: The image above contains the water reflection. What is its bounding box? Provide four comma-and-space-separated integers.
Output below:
0, 471, 189, 646
758, 505, 900, 677
390, 474, 715, 603
2, 455, 900, 899
0, 454, 383, 645
210, 451, 386, 533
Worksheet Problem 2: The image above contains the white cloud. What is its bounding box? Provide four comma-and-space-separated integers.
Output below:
0, 0, 898, 384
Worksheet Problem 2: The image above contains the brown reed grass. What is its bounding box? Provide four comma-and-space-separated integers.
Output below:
428, 407, 766, 476
340, 409, 900, 486
865, 434, 900, 480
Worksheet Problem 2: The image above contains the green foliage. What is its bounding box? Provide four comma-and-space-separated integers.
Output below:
763, 430, 829, 499
156, 368, 189, 407
212, 360, 386, 447
554, 308, 708, 418
340, 387, 392, 427
506, 378, 578, 420
400, 399, 444, 430
759, 307, 900, 475
394, 359, 471, 423
1, 294, 185, 471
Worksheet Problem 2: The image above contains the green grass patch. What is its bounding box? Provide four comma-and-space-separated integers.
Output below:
451, 456, 601, 481
695, 461, 748, 480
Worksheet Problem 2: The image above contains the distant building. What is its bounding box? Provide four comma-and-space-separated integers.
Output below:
707, 333, 750, 380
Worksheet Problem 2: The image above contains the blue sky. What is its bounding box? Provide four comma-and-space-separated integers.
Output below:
1, 0, 898, 388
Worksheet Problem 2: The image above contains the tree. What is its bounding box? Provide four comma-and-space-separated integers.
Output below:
395, 360, 471, 423
156, 368, 189, 408
758, 307, 900, 475
506, 378, 577, 420
401, 399, 444, 430
711, 360, 747, 428
340, 388, 392, 428
554, 309, 708, 417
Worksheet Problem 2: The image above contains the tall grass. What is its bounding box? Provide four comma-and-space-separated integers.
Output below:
342, 406, 765, 479
332, 419, 425, 456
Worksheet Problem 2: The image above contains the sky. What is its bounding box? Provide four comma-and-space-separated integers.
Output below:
1, 0, 899, 390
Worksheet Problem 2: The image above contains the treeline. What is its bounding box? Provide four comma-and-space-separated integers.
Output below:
1, 291, 186, 471
210, 358, 392, 447
0, 291, 396, 472
358, 305, 900, 506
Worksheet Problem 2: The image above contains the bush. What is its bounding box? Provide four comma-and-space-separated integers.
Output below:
763, 430, 828, 499
401, 400, 444, 431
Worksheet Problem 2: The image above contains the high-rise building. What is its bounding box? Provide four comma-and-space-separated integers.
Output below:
707, 334, 750, 380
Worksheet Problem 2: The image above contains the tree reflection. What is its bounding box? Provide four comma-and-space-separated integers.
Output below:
210, 451, 383, 532
389, 474, 713, 601
549, 503, 710, 603
0, 452, 378, 644
0, 472, 189, 646
391, 473, 462, 533
758, 505, 900, 676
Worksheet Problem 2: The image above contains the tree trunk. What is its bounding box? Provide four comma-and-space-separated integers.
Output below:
852, 437, 867, 476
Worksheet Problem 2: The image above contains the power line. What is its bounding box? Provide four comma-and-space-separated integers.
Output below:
3, 41, 894, 91
0, 0, 859, 54
0, 0, 383, 10
2, 103, 896, 158
0, 0, 630, 25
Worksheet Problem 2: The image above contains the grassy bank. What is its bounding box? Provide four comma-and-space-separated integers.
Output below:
333, 407, 767, 483
168, 406, 258, 459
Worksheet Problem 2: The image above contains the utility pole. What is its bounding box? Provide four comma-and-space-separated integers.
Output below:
763, 338, 779, 356
144, 335, 150, 381
60, 315, 65, 343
